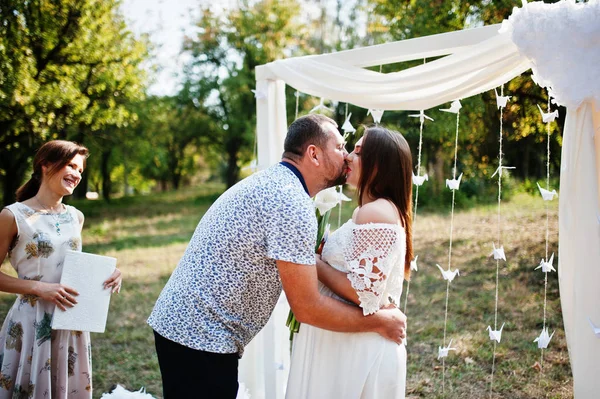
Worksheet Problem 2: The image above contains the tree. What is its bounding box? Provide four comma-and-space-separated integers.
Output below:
182, 0, 312, 188
367, 0, 564, 189
0, 0, 148, 205
127, 93, 215, 193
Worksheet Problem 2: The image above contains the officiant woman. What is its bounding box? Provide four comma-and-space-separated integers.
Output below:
0, 140, 122, 399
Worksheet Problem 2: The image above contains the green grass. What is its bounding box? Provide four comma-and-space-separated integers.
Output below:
0, 185, 571, 398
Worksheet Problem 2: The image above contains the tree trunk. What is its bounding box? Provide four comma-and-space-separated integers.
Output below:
225, 142, 240, 188
431, 148, 445, 195
74, 172, 88, 200
523, 139, 530, 179
101, 149, 112, 202
2, 173, 22, 207
0, 148, 30, 206
172, 172, 181, 190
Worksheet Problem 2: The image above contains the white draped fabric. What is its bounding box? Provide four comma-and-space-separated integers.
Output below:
558, 100, 600, 398
246, 1, 600, 397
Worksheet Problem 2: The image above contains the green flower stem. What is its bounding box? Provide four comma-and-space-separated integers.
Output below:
287, 208, 332, 342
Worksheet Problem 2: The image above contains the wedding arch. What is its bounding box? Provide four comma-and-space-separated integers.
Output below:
245, 1, 600, 397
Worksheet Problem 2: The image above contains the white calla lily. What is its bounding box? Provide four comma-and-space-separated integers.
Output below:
314, 187, 351, 216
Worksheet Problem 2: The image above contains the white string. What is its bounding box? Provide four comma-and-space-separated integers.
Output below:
403, 58, 426, 317
442, 106, 460, 396
337, 103, 351, 229
540, 93, 552, 370
295, 91, 300, 119
490, 85, 505, 398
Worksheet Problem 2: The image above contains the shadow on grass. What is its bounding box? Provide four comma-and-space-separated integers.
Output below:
84, 233, 194, 253
89, 274, 171, 398
70, 187, 223, 220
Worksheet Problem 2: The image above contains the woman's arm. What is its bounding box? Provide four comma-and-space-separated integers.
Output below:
318, 201, 401, 305
0, 209, 78, 310
324, 200, 402, 315
316, 255, 360, 305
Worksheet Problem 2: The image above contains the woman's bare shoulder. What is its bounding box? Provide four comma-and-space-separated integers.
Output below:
0, 208, 17, 239
354, 199, 398, 225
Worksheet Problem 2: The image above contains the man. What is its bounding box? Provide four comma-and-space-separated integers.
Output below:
148, 114, 407, 398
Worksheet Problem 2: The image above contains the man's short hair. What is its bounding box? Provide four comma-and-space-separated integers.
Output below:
283, 114, 338, 161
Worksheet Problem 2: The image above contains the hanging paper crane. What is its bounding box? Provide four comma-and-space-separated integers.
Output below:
494, 88, 511, 109
534, 327, 555, 349
486, 322, 506, 343
309, 98, 333, 114
537, 183, 558, 201
440, 100, 462, 114
341, 113, 356, 134
446, 173, 463, 191
535, 253, 556, 273
412, 172, 428, 186
438, 339, 457, 360
436, 264, 460, 282
410, 255, 419, 272
490, 243, 506, 261
537, 104, 559, 123
367, 109, 384, 124
409, 110, 434, 124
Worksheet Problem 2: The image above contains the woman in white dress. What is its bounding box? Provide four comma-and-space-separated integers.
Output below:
286, 126, 413, 399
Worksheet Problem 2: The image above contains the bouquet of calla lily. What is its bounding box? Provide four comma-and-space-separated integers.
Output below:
286, 186, 351, 341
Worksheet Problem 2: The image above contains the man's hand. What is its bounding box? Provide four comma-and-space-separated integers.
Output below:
373, 304, 407, 345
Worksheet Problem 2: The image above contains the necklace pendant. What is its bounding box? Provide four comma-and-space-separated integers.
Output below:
55, 223, 61, 235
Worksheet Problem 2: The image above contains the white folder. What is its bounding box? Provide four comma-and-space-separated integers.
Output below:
51, 250, 117, 333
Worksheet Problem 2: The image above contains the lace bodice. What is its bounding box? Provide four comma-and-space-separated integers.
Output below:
321, 220, 406, 315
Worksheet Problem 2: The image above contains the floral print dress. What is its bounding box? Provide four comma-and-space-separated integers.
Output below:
0, 203, 92, 399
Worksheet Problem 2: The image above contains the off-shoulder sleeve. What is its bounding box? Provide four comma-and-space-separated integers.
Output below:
343, 225, 400, 315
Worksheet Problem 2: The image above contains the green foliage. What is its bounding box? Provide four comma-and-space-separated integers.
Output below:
120, 95, 215, 192
181, 0, 311, 187
0, 0, 149, 205
362, 0, 564, 202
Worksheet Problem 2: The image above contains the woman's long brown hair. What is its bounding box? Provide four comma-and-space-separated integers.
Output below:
16, 140, 89, 202
357, 126, 414, 280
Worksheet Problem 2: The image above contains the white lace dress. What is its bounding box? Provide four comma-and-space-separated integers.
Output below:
286, 220, 407, 399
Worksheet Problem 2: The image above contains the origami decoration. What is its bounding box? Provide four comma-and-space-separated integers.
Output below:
251, 89, 267, 100
410, 255, 419, 272
409, 110, 434, 124
587, 318, 600, 338
440, 100, 462, 114
537, 183, 558, 201
534, 327, 555, 349
341, 113, 356, 134
438, 339, 457, 360
486, 322, 505, 343
535, 253, 556, 273
494, 88, 511, 109
446, 173, 463, 191
309, 98, 333, 114
491, 243, 506, 261
537, 104, 559, 123
367, 109, 384, 124
491, 165, 516, 178
412, 173, 429, 186
436, 264, 460, 282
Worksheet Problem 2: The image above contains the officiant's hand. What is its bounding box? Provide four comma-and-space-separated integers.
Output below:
375, 304, 407, 345
103, 268, 122, 294
33, 282, 79, 311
